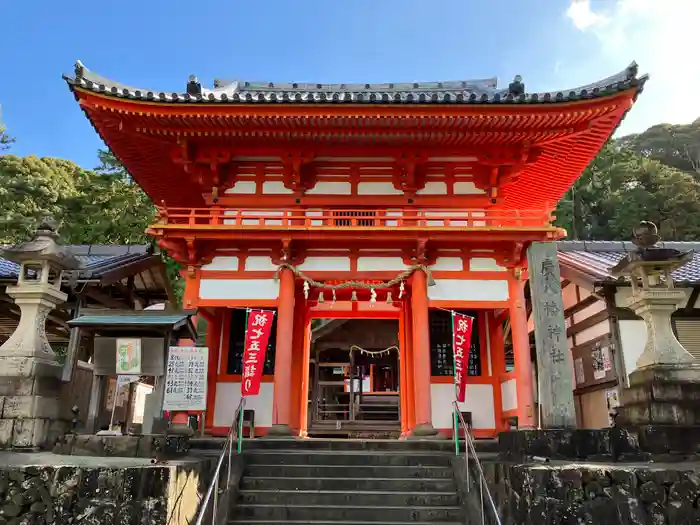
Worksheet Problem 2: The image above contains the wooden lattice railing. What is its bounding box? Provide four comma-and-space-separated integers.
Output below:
153, 207, 554, 229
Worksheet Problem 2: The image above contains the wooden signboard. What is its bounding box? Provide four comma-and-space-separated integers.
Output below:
163, 346, 208, 411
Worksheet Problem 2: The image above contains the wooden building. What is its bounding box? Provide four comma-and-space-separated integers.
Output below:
542, 241, 700, 429
0, 243, 175, 427
65, 61, 646, 438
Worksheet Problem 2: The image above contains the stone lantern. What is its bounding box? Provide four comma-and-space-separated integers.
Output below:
611, 221, 700, 440
0, 219, 82, 448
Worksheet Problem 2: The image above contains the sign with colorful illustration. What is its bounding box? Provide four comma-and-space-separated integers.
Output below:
116, 338, 141, 375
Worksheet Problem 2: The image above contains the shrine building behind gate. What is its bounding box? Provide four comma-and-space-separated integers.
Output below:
64, 62, 646, 438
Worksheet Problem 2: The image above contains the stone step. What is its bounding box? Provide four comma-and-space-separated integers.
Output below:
244, 463, 454, 479
243, 450, 452, 467
191, 437, 498, 453
229, 519, 463, 525
240, 476, 457, 492
238, 489, 460, 506
230, 503, 463, 522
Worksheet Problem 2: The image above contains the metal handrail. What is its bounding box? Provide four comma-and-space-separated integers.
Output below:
453, 400, 501, 525
194, 398, 246, 525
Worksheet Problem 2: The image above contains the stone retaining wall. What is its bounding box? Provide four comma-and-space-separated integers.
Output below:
0, 455, 214, 525
467, 459, 700, 525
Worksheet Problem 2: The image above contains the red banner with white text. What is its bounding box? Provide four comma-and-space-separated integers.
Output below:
452, 312, 474, 403
241, 309, 275, 397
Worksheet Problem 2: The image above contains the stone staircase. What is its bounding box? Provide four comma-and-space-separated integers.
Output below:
222, 439, 493, 525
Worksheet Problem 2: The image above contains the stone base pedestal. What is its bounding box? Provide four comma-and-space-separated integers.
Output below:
407, 423, 443, 440
617, 363, 700, 426
265, 424, 295, 438
613, 363, 700, 458
0, 357, 65, 449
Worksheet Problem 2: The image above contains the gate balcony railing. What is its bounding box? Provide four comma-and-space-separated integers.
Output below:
153, 207, 554, 230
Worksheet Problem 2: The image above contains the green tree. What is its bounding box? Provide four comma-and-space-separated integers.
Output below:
555, 142, 700, 241
0, 121, 15, 152
619, 119, 700, 177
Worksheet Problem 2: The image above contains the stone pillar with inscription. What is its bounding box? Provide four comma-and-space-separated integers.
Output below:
527, 242, 576, 428
0, 220, 81, 448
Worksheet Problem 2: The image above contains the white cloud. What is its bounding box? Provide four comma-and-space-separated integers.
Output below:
565, 0, 700, 134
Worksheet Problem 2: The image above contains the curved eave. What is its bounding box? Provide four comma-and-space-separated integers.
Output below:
64, 62, 647, 106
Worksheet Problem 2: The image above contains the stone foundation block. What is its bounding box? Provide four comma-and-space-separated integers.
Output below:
0, 419, 14, 447
0, 375, 62, 397
2, 395, 59, 419
11, 418, 48, 448
498, 428, 643, 462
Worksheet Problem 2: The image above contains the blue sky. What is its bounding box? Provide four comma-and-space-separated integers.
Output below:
1, 0, 695, 169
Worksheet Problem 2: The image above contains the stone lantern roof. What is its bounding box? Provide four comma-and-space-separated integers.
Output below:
1, 219, 82, 270
609, 221, 693, 281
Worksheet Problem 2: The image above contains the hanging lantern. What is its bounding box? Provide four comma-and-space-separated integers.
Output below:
351, 290, 358, 302
318, 291, 325, 303
386, 291, 393, 305
303, 280, 310, 300
332, 289, 336, 305
398, 281, 405, 299
370, 288, 377, 305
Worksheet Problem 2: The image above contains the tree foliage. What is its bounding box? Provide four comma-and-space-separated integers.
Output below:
619, 119, 700, 177
555, 120, 700, 242
0, 120, 15, 152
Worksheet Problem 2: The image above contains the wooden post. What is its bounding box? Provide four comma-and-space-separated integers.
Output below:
527, 242, 576, 428
270, 267, 295, 435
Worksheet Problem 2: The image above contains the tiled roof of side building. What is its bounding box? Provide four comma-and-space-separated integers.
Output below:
557, 241, 700, 285
0, 244, 152, 280
64, 61, 647, 105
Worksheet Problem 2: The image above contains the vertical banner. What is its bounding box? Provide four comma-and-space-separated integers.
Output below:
241, 309, 276, 397
116, 338, 141, 375
452, 312, 474, 403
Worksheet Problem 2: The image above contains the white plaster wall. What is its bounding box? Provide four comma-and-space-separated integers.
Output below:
470, 258, 506, 272
501, 379, 517, 411
454, 181, 484, 194
213, 382, 274, 427
224, 181, 257, 194
428, 279, 509, 302
244, 256, 278, 271
241, 210, 284, 226
562, 283, 579, 309
417, 182, 448, 195
298, 257, 352, 272
199, 279, 279, 300
619, 319, 647, 381
357, 257, 406, 272
305, 182, 352, 195
202, 257, 239, 271
262, 181, 294, 194
431, 383, 496, 430
572, 300, 606, 325
575, 320, 610, 345
357, 182, 403, 195
431, 258, 464, 271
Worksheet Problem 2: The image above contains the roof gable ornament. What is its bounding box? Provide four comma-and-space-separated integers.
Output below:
186, 75, 202, 97
508, 75, 524, 96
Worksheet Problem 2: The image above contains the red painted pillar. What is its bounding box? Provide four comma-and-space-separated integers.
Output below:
410, 270, 438, 437
508, 275, 535, 429
204, 309, 222, 434
270, 267, 295, 435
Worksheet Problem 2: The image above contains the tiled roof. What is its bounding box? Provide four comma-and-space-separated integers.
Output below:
557, 241, 700, 284
0, 245, 151, 280
64, 61, 647, 105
